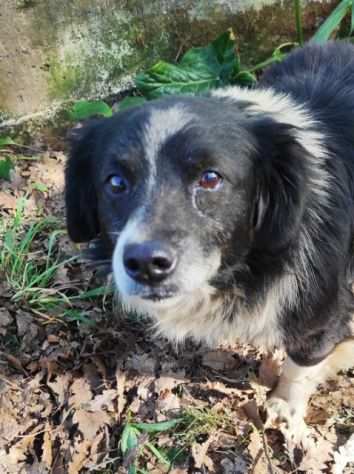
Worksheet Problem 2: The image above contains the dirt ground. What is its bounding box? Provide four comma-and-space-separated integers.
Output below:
0, 141, 354, 473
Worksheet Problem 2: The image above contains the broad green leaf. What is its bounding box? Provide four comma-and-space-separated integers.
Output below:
135, 61, 220, 98
68, 100, 112, 121
0, 157, 14, 180
0, 136, 16, 148
136, 30, 239, 98
312, 0, 351, 43
118, 96, 147, 111
121, 424, 140, 454
232, 70, 257, 86
351, 0, 354, 34
131, 418, 182, 433
211, 29, 240, 79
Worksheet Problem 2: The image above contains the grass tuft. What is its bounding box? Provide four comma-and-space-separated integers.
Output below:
0, 198, 110, 315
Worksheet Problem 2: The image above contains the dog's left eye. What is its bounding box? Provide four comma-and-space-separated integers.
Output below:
198, 170, 223, 190
107, 174, 129, 194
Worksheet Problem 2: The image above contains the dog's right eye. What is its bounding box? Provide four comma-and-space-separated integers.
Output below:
107, 174, 129, 194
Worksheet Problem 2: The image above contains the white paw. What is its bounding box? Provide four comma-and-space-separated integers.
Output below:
265, 397, 311, 448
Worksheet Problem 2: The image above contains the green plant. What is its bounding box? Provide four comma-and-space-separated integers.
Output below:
0, 198, 110, 312
0, 136, 15, 180
67, 0, 354, 122
119, 407, 236, 473
312, 0, 354, 43
120, 418, 183, 473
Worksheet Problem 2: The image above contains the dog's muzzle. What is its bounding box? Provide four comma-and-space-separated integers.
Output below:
123, 240, 177, 286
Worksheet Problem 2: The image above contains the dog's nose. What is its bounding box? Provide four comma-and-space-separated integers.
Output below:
123, 241, 177, 284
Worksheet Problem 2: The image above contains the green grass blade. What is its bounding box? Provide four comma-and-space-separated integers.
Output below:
312, 0, 351, 43
145, 443, 170, 466
132, 418, 183, 433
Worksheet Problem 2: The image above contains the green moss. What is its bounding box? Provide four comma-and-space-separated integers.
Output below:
46, 8, 172, 100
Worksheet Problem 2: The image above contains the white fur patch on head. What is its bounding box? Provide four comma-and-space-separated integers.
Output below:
112, 208, 147, 297
143, 106, 194, 192
212, 86, 330, 200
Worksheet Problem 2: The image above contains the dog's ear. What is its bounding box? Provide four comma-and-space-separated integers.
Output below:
65, 120, 103, 242
250, 118, 310, 252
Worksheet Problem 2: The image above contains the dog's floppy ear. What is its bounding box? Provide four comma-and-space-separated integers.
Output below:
65, 120, 102, 242
250, 118, 310, 252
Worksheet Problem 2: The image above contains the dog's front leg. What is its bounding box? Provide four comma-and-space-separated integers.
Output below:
266, 357, 324, 444
266, 339, 354, 445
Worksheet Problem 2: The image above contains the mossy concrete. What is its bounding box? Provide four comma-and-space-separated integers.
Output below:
0, 0, 338, 120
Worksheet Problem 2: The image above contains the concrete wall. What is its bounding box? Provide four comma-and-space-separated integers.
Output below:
0, 0, 337, 119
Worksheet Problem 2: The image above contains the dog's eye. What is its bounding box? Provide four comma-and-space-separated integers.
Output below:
107, 174, 129, 194
198, 170, 223, 190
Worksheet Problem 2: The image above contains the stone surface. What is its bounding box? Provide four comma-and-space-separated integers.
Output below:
0, 0, 338, 119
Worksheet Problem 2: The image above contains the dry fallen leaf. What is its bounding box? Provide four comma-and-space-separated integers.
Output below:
297, 434, 334, 473
332, 434, 354, 474
68, 439, 91, 474
258, 353, 283, 389
202, 350, 239, 371
68, 377, 93, 408
191, 431, 217, 470
0, 191, 17, 210
72, 409, 111, 440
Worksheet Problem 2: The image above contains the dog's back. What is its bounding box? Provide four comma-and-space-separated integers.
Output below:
261, 42, 354, 161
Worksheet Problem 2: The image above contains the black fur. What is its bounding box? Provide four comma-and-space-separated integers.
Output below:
65, 41, 354, 369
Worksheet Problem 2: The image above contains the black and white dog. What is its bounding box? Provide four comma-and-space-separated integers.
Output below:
66, 41, 354, 439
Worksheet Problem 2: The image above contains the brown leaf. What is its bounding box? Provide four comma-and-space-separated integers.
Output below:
87, 389, 117, 412
191, 432, 217, 470
72, 409, 111, 440
68, 377, 93, 408
258, 353, 282, 389
68, 439, 91, 474
248, 429, 277, 474
297, 434, 334, 472
41, 423, 53, 467
47, 373, 72, 406
202, 350, 239, 371
155, 376, 182, 412
0, 191, 17, 210
242, 400, 263, 430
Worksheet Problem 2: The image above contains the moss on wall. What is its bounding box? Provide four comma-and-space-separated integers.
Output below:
0, 0, 339, 119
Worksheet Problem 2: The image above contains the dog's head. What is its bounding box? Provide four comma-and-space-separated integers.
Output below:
66, 95, 308, 317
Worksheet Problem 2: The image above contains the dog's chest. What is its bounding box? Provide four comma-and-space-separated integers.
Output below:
152, 284, 285, 350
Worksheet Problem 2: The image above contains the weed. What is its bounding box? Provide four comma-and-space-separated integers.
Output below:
119, 407, 235, 472
175, 407, 234, 446
67, 0, 354, 122
0, 198, 110, 314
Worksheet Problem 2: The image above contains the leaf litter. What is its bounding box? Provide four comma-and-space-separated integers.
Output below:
0, 143, 353, 474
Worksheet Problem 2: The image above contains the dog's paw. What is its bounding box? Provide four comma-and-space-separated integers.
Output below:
265, 397, 310, 448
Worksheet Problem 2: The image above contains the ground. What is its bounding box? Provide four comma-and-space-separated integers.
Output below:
0, 139, 353, 474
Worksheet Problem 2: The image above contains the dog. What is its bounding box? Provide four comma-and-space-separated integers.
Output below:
65, 41, 354, 441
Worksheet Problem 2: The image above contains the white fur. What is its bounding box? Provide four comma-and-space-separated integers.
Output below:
267, 339, 354, 443
112, 209, 147, 297
143, 106, 194, 194
212, 86, 330, 200
119, 271, 298, 351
